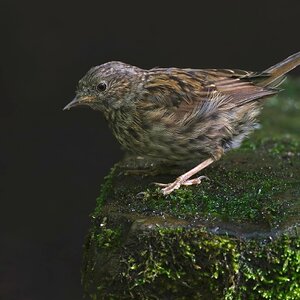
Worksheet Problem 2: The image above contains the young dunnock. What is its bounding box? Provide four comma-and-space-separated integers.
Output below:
64, 52, 300, 195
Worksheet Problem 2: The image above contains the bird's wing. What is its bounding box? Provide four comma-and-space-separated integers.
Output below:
141, 68, 278, 115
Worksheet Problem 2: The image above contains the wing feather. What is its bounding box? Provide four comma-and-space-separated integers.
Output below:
141, 68, 278, 116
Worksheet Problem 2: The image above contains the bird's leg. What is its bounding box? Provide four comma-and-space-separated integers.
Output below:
155, 158, 214, 195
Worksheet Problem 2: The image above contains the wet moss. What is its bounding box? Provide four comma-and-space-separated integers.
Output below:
92, 166, 116, 218
94, 224, 121, 249
240, 236, 300, 300
110, 134, 299, 229
122, 229, 300, 300
120, 229, 236, 299
82, 219, 123, 298
83, 224, 300, 299
135, 166, 286, 225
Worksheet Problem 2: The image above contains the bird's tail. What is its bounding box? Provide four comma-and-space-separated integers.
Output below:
257, 51, 300, 88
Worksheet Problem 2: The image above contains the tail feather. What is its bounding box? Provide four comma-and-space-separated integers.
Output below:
257, 51, 300, 87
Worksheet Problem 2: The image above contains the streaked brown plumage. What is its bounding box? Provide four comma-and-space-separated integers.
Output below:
64, 52, 300, 195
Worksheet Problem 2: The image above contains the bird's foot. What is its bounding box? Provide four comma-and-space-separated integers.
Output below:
155, 175, 209, 195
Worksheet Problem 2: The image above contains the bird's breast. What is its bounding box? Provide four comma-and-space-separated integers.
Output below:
106, 102, 262, 163
107, 108, 209, 161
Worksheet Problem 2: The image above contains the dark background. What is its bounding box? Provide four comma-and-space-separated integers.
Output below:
1, 1, 300, 299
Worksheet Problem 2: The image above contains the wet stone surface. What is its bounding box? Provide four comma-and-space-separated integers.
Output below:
82, 79, 300, 300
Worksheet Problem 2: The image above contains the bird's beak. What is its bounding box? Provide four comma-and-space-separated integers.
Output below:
63, 97, 80, 111
63, 96, 94, 111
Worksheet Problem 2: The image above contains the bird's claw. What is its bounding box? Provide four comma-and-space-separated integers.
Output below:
154, 175, 209, 195
182, 175, 209, 186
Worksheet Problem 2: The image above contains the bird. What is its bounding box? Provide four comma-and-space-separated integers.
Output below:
64, 52, 300, 195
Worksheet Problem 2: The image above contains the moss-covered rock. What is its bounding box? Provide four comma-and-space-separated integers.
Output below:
82, 78, 300, 300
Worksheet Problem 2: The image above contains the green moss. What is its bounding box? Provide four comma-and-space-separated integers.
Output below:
240, 236, 300, 300
124, 227, 239, 296
137, 167, 285, 225
89, 226, 300, 299
241, 136, 299, 154
92, 166, 116, 218
82, 220, 122, 298
94, 226, 121, 249
111, 135, 299, 228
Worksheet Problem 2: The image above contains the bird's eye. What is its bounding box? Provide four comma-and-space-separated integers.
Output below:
96, 82, 107, 92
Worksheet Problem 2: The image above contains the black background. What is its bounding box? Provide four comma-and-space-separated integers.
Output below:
1, 1, 300, 299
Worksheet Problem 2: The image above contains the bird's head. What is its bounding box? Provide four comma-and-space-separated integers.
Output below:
63, 61, 142, 113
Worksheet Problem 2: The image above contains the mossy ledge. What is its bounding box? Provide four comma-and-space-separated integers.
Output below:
82, 78, 300, 300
